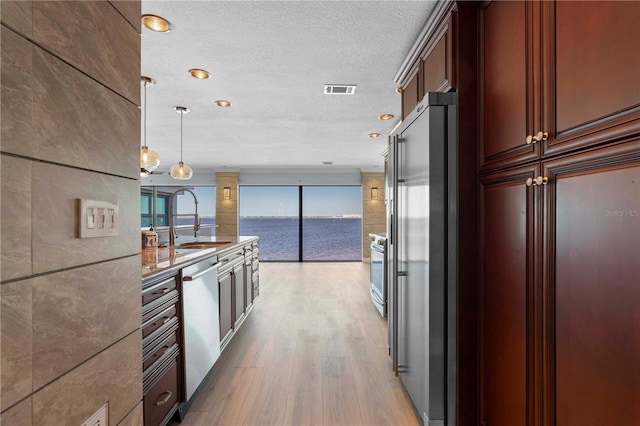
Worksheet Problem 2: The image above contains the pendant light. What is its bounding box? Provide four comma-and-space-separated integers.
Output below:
170, 106, 193, 180
140, 76, 160, 176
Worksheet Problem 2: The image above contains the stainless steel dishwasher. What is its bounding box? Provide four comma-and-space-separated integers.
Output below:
181, 257, 220, 403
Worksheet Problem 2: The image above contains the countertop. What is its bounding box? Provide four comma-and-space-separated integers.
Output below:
142, 236, 258, 281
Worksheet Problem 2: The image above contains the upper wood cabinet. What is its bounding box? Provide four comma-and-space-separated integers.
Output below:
479, 0, 539, 172
480, 0, 640, 173
542, 1, 640, 157
401, 67, 420, 120
421, 15, 454, 96
400, 6, 457, 120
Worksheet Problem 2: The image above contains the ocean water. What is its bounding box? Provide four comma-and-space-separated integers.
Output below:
239, 217, 362, 261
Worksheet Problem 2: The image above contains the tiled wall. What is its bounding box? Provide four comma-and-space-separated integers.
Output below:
1, 1, 142, 425
362, 172, 386, 260
216, 172, 239, 237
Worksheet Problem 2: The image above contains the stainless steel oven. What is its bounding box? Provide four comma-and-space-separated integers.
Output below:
369, 234, 387, 316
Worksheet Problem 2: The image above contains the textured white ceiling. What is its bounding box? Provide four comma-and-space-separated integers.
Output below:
141, 0, 436, 174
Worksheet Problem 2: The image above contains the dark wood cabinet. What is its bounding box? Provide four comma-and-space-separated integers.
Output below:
479, 0, 640, 173
401, 70, 420, 120
400, 7, 456, 120
420, 15, 454, 95
542, 1, 640, 157
142, 274, 182, 426
479, 0, 538, 172
143, 358, 180, 426
476, 2, 640, 424
479, 164, 538, 426
542, 140, 640, 426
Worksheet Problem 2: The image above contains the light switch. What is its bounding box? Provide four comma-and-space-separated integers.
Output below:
86, 208, 95, 229
79, 200, 119, 238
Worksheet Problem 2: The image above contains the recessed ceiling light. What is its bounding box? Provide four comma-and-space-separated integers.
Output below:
141, 14, 172, 32
189, 69, 211, 79
215, 100, 232, 108
323, 161, 333, 165
378, 114, 394, 120
368, 133, 381, 139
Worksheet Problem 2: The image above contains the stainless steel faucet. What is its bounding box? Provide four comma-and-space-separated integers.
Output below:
169, 188, 200, 246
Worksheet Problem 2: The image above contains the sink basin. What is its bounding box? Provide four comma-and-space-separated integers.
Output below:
177, 241, 233, 249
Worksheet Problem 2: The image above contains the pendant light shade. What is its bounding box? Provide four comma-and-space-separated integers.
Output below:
171, 106, 193, 180
140, 76, 160, 175
170, 162, 193, 180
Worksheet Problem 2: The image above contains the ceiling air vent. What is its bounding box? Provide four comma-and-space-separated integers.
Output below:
324, 84, 357, 95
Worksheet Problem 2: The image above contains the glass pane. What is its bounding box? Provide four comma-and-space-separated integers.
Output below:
141, 194, 151, 215
239, 186, 299, 261
302, 186, 362, 261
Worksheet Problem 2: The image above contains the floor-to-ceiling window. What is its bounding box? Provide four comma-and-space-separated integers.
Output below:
302, 186, 362, 261
238, 186, 300, 261
239, 186, 362, 261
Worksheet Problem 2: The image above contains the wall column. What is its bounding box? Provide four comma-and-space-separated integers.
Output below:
216, 172, 239, 237
361, 172, 386, 261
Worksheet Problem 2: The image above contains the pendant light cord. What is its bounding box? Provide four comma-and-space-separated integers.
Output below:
143, 82, 147, 149
180, 110, 184, 163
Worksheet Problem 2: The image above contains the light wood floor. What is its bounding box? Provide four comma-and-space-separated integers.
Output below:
179, 262, 420, 426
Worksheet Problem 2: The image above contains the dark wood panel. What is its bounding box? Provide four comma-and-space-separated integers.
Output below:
453, 3, 480, 425
548, 2, 640, 145
479, 0, 538, 172
479, 163, 538, 426
543, 140, 640, 426
421, 17, 452, 93
402, 71, 420, 120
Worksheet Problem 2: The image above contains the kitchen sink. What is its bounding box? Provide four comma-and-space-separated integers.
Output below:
177, 241, 233, 249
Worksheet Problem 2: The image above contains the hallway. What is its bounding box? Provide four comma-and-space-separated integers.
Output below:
178, 262, 420, 426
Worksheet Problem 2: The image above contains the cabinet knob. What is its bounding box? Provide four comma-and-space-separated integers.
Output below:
526, 176, 549, 187
525, 131, 549, 145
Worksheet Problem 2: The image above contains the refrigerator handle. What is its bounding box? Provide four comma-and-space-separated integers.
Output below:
391, 134, 400, 375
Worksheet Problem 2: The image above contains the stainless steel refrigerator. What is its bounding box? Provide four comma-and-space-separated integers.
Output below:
387, 92, 457, 426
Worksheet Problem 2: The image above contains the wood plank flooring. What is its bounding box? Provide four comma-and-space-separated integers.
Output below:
178, 262, 420, 426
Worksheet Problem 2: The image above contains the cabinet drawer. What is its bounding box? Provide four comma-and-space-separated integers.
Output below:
143, 358, 179, 426
142, 277, 177, 306
142, 293, 179, 325
143, 333, 178, 371
142, 305, 177, 340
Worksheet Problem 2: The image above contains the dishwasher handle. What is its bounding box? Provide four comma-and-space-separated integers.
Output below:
183, 263, 219, 281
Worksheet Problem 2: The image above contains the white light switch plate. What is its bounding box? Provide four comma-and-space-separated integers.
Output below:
81, 403, 108, 426
79, 199, 119, 238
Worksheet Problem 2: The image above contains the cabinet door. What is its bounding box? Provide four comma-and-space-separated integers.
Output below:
420, 15, 454, 94
542, 1, 640, 157
479, 0, 539, 172
479, 164, 539, 426
233, 266, 245, 326
401, 69, 420, 120
218, 272, 233, 345
543, 140, 640, 426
